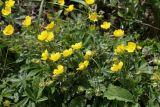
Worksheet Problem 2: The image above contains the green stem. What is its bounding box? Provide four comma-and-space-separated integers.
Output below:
38, 0, 45, 20
0, 48, 9, 79
125, 19, 160, 31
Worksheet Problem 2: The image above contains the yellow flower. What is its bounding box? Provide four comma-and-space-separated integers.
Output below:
77, 60, 89, 71
71, 42, 82, 50
84, 60, 89, 66
65, 4, 74, 12
50, 52, 61, 62
77, 63, 85, 71
45, 32, 54, 42
137, 45, 142, 50
38, 30, 54, 42
84, 50, 93, 60
3, 100, 10, 107
38, 31, 48, 41
63, 48, 73, 57
85, 0, 95, 5
88, 12, 98, 22
100, 21, 111, 30
45, 21, 55, 30
22, 16, 31, 27
1, 7, 11, 16
125, 42, 136, 53
58, 0, 65, 6
113, 29, 124, 37
41, 49, 49, 61
110, 61, 123, 72
53, 65, 64, 75
5, 0, 15, 8
114, 44, 125, 55
3, 24, 14, 36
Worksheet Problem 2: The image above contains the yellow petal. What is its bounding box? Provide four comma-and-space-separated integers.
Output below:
22, 16, 31, 27
38, 31, 48, 41
58, 0, 65, 6
1, 7, 11, 16
113, 29, 124, 37
88, 12, 98, 22
50, 52, 61, 62
71, 42, 82, 50
45, 32, 54, 42
45, 21, 55, 30
85, 0, 95, 5
65, 4, 74, 12
41, 49, 49, 60
125, 42, 136, 53
3, 24, 14, 36
100, 21, 111, 30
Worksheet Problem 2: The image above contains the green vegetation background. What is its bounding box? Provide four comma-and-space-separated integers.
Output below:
0, 0, 160, 107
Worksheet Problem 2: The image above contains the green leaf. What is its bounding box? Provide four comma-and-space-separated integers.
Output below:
36, 87, 44, 99
37, 96, 48, 103
27, 101, 35, 107
83, 34, 92, 46
117, 11, 124, 17
0, 39, 7, 48
70, 0, 88, 7
1, 89, 13, 98
136, 62, 153, 74
110, 0, 118, 6
56, 10, 63, 18
104, 84, 134, 102
70, 96, 86, 107
51, 87, 55, 94
27, 69, 40, 78
14, 98, 29, 107
0, 95, 2, 102
132, 103, 140, 107
89, 76, 105, 87
25, 88, 35, 101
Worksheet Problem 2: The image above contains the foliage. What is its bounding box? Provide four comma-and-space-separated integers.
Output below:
0, 0, 160, 107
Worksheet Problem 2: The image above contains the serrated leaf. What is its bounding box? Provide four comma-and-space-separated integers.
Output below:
104, 84, 134, 102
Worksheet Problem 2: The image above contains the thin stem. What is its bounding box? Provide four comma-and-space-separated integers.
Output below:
91, 58, 101, 69
135, 19, 160, 30
0, 48, 9, 79
38, 0, 45, 20
125, 19, 160, 31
